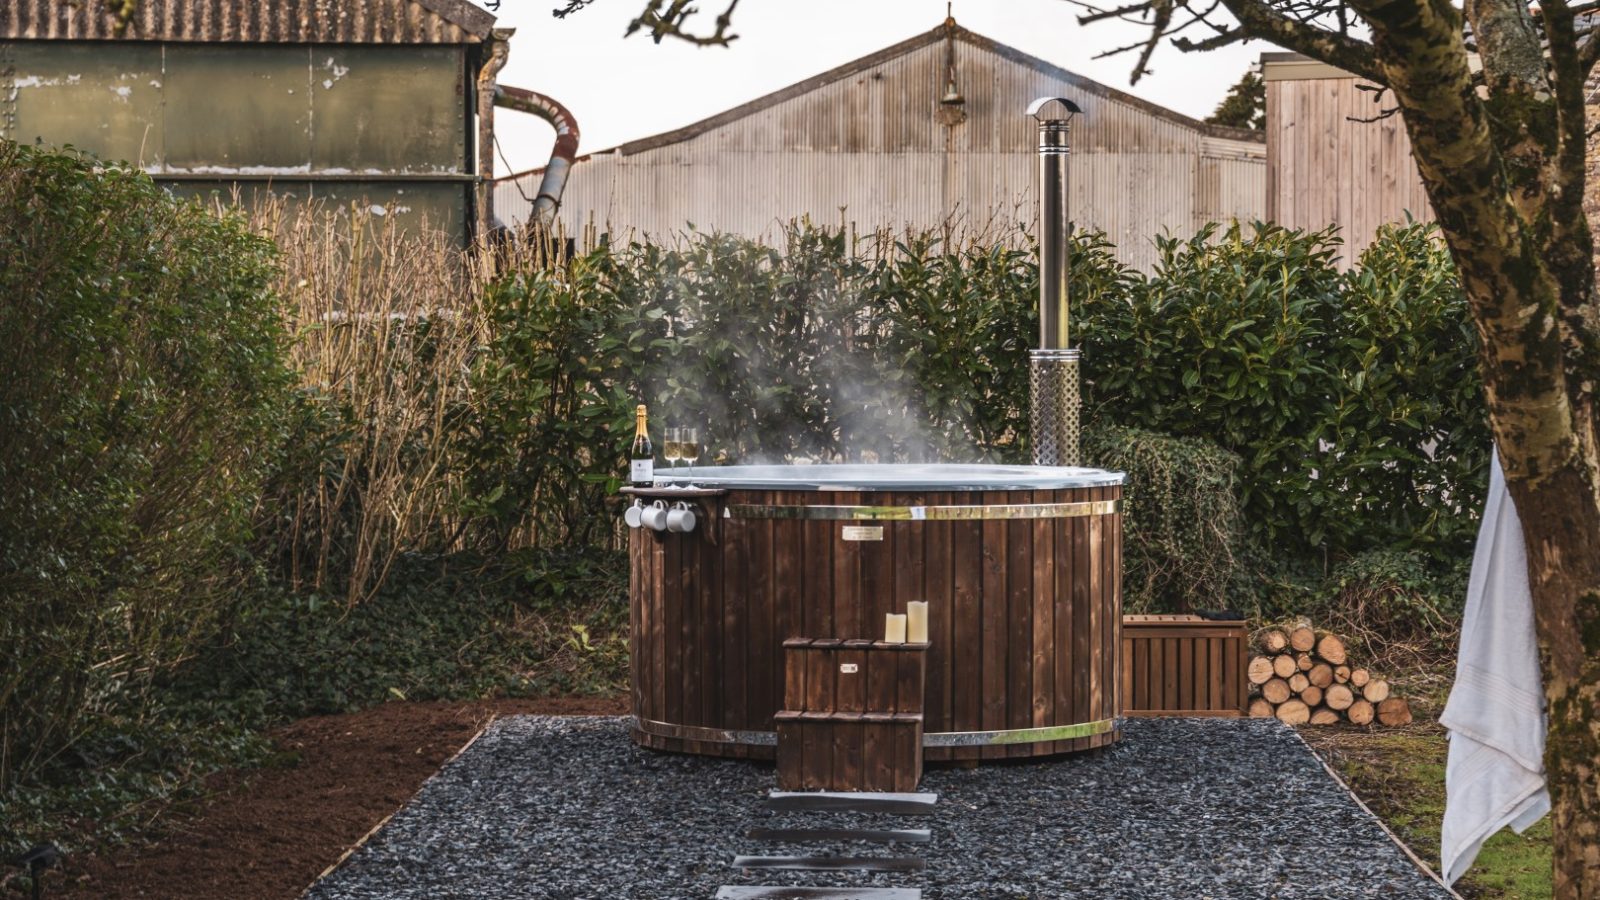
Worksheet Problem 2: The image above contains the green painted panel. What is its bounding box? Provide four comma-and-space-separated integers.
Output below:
311, 180, 467, 245
2, 42, 164, 166
161, 179, 467, 246
310, 46, 465, 173
163, 44, 310, 171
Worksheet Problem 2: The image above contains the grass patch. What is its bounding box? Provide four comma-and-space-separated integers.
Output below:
1302, 711, 1552, 899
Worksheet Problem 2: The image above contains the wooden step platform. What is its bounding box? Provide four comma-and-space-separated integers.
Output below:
746, 826, 931, 845
731, 855, 926, 873
714, 888, 921, 899
764, 791, 937, 815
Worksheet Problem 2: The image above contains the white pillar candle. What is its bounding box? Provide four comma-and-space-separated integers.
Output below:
906, 601, 929, 644
884, 613, 908, 644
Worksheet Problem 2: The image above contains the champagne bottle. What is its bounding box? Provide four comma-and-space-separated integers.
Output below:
630, 404, 654, 486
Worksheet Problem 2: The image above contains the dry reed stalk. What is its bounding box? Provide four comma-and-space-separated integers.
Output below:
249, 198, 491, 605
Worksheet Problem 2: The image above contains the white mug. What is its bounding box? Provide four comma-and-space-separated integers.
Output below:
641, 500, 670, 531
666, 502, 698, 533
624, 500, 644, 529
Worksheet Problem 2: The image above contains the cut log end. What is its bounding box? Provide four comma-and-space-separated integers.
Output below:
1248, 697, 1276, 719
1258, 629, 1289, 654
1346, 699, 1375, 726
1361, 679, 1391, 704
1349, 668, 1371, 688
1261, 677, 1292, 705
1300, 684, 1323, 707
1248, 656, 1276, 686
1272, 655, 1297, 679
1378, 697, 1413, 727
1324, 683, 1355, 711
1290, 626, 1316, 652
1333, 665, 1352, 684
1315, 633, 1348, 666
1275, 698, 1311, 726
1295, 653, 1315, 672
1308, 707, 1341, 726
1308, 663, 1334, 689
1288, 672, 1311, 694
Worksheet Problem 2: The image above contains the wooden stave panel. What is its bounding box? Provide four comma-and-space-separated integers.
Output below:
1120, 615, 1249, 717
631, 484, 1123, 759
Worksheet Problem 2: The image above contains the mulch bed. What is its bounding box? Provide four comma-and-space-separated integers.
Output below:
47, 696, 626, 900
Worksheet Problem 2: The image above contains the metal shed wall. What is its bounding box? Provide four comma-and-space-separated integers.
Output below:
1263, 53, 1433, 266
495, 26, 1266, 271
0, 0, 500, 244
0, 0, 494, 44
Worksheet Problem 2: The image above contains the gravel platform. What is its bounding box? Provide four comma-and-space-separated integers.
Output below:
305, 716, 1450, 900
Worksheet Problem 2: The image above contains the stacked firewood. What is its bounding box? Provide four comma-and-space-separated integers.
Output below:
1246, 620, 1413, 727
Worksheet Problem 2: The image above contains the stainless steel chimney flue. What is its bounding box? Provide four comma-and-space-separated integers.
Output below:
1027, 97, 1083, 467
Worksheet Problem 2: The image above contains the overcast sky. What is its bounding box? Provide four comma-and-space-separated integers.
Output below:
471, 0, 1270, 177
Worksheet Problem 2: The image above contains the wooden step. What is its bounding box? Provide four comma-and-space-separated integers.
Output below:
714, 888, 921, 899
746, 826, 931, 844
764, 791, 937, 815
730, 855, 925, 873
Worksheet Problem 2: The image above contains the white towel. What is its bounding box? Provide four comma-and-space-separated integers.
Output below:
1439, 449, 1549, 886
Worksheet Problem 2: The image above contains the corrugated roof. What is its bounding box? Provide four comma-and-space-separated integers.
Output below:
609, 23, 1263, 158
0, 0, 496, 44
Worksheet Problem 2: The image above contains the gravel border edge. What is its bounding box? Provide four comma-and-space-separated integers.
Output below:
298, 713, 500, 897
1290, 727, 1463, 900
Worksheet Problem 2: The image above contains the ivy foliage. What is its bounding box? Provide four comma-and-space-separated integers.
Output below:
1084, 426, 1244, 612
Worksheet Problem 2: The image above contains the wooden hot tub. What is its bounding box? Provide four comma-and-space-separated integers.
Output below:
627, 464, 1124, 762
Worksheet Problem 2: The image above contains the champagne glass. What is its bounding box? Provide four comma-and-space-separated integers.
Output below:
680, 427, 701, 470
663, 427, 683, 473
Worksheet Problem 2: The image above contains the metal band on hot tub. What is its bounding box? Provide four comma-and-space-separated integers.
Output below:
724, 499, 1121, 522
631, 716, 1120, 747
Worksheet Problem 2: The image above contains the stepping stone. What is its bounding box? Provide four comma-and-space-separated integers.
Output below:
716, 883, 928, 890
764, 791, 937, 815
746, 826, 931, 844
731, 855, 926, 873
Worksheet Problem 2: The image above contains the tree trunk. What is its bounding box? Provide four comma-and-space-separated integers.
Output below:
1341, 6, 1600, 891
1188, 0, 1600, 884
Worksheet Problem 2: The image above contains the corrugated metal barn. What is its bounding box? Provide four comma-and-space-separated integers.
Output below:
494, 21, 1267, 271
1262, 52, 1434, 265
0, 0, 508, 244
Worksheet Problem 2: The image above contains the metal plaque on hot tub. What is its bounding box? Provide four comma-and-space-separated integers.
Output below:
840, 525, 884, 541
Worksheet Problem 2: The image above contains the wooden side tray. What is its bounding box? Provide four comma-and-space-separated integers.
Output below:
775, 638, 927, 792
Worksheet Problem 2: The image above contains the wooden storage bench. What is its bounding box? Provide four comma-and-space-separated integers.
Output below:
1121, 614, 1248, 717
775, 638, 927, 792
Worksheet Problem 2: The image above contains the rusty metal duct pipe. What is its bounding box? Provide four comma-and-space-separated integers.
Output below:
494, 85, 581, 227
1027, 96, 1083, 467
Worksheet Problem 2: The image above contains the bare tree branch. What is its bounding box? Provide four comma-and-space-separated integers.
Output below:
630, 0, 740, 45
552, 0, 741, 47
1216, 0, 1385, 81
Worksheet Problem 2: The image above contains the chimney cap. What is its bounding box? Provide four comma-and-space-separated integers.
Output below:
1027, 96, 1083, 123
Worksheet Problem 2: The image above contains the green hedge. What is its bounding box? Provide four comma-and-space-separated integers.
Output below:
1079, 221, 1487, 562
0, 143, 293, 789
